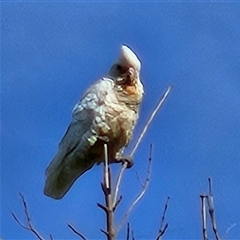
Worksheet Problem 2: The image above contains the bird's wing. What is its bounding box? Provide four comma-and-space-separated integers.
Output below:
44, 82, 109, 199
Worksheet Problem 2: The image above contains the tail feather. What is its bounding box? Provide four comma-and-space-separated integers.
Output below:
44, 150, 94, 199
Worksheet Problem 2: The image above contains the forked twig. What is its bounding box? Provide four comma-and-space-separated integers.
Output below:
130, 85, 172, 158
156, 197, 170, 240
116, 145, 153, 233
113, 86, 172, 224
67, 224, 88, 240
11, 193, 44, 240
100, 86, 172, 238
200, 179, 221, 240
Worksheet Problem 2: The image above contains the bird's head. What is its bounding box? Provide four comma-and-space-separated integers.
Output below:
109, 45, 143, 100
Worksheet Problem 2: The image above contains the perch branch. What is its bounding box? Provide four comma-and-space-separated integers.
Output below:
116, 145, 152, 233
67, 224, 88, 240
98, 144, 115, 240
11, 193, 44, 240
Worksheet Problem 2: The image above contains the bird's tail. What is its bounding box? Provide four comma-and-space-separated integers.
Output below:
44, 151, 94, 199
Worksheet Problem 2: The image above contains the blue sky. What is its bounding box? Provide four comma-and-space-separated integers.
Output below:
1, 2, 240, 239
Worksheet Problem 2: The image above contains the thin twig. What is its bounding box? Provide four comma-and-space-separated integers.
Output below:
126, 222, 130, 240
113, 195, 122, 212
135, 171, 145, 188
130, 85, 172, 158
200, 195, 208, 240
67, 224, 88, 240
156, 224, 168, 240
100, 228, 108, 237
97, 202, 108, 213
11, 212, 29, 231
207, 178, 221, 240
208, 178, 212, 196
113, 161, 128, 208
117, 145, 152, 233
225, 223, 237, 235
11, 193, 44, 240
131, 229, 135, 240
156, 197, 170, 240
159, 197, 170, 231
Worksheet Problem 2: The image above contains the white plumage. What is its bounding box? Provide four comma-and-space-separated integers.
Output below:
44, 45, 143, 199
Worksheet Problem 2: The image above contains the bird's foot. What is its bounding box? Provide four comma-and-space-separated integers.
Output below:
114, 155, 134, 169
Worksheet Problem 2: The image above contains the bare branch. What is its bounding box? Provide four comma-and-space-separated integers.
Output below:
130, 85, 172, 158
99, 144, 115, 240
113, 162, 128, 208
200, 195, 208, 240
100, 228, 108, 237
126, 223, 130, 240
225, 223, 237, 235
156, 224, 168, 240
97, 203, 108, 213
159, 197, 170, 231
117, 145, 152, 233
208, 178, 212, 196
67, 224, 88, 240
100, 182, 108, 195
207, 178, 221, 240
100, 86, 172, 238
11, 193, 44, 240
207, 195, 221, 240
131, 229, 135, 240
156, 197, 170, 240
11, 212, 29, 231
104, 144, 110, 189
135, 171, 145, 188
113, 196, 122, 212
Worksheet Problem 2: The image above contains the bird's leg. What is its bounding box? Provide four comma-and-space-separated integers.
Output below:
110, 155, 134, 169
118, 156, 134, 168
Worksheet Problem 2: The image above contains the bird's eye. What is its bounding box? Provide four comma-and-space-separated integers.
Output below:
116, 64, 122, 71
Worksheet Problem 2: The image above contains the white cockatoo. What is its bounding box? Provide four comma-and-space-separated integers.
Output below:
44, 45, 144, 199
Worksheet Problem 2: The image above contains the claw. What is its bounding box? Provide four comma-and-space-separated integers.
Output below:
114, 156, 134, 168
